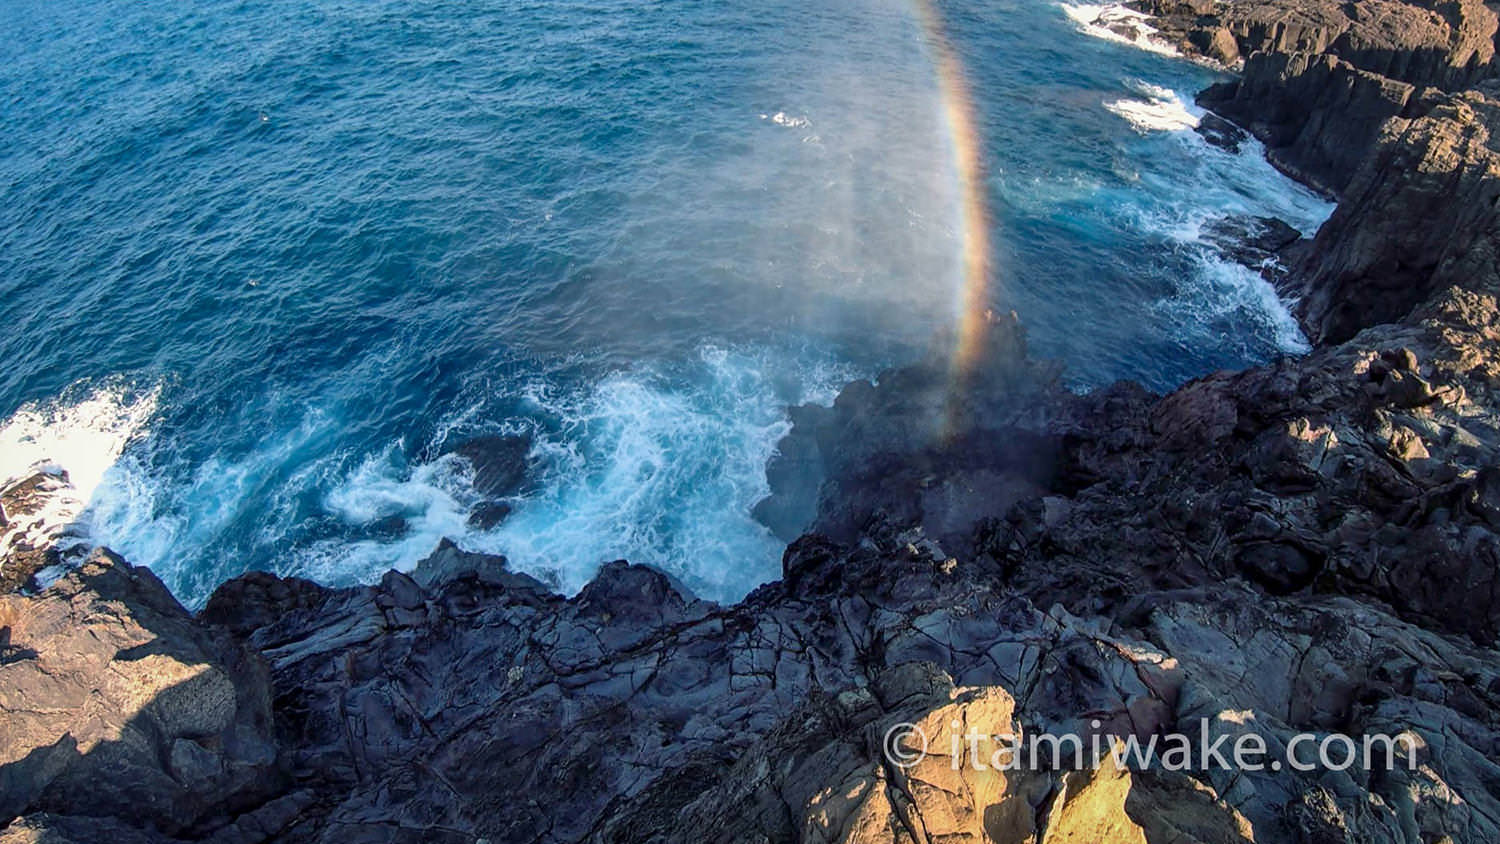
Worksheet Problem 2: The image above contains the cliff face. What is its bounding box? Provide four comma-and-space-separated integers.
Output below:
1144, 0, 1500, 346
1146, 0, 1500, 194
6, 1, 1500, 842
1296, 90, 1500, 342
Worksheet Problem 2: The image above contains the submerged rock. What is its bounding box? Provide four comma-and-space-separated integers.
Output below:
450, 432, 533, 498
447, 432, 533, 531
1200, 214, 1303, 282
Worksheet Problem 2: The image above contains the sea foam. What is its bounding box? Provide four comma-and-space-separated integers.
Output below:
288, 346, 854, 602
0, 382, 159, 575
1060, 3, 1181, 56
1105, 82, 1200, 133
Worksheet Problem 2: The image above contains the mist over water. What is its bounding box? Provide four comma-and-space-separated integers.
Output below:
0, 0, 1329, 604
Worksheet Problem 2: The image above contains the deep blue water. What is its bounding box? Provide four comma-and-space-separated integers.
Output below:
0, 0, 1329, 604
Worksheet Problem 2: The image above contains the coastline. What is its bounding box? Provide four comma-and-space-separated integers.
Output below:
6, 2, 1500, 843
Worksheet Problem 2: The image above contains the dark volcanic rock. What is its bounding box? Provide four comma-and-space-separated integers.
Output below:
1142, 0, 1500, 349
1200, 214, 1303, 282
1194, 111, 1249, 151
11, 517, 1500, 842
450, 433, 533, 498
1198, 49, 1419, 194
447, 433, 533, 530
465, 499, 512, 530
1293, 91, 1500, 343
0, 550, 282, 838
1145, 0, 1499, 194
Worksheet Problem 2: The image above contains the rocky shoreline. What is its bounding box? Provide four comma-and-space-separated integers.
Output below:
6, 1, 1500, 841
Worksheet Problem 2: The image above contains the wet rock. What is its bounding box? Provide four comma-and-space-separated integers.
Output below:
450, 433, 533, 498
1202, 214, 1301, 259
1201, 214, 1303, 282
407, 536, 545, 593
1194, 112, 1249, 152
0, 470, 73, 592
466, 499, 513, 530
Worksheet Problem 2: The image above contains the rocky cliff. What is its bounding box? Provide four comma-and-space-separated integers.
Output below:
5, 295, 1499, 843
1143, 0, 1499, 193
1132, 0, 1500, 345
1295, 88, 1500, 342
6, 0, 1500, 841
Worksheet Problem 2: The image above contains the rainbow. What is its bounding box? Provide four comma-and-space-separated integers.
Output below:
910, 0, 996, 434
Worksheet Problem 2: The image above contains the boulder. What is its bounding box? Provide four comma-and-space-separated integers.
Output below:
449, 432, 533, 497
0, 550, 281, 837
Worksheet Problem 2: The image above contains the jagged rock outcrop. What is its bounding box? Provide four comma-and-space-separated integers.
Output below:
1145, 0, 1500, 85
1200, 49, 1427, 194
0, 550, 285, 840
760, 287, 1500, 643
6, 506, 1500, 842
447, 433, 534, 529
1200, 214, 1303, 283
1293, 89, 1500, 342
1140, 0, 1499, 193
1142, 0, 1500, 341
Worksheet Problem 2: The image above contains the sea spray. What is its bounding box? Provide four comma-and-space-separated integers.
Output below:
467, 347, 797, 598
2, 0, 1343, 606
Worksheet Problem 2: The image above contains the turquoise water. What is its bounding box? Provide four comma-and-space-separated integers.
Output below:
0, 0, 1329, 603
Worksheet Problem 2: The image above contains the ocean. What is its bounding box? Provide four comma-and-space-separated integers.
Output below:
0, 0, 1331, 604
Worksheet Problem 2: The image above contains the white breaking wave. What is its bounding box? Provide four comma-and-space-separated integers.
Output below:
63, 346, 855, 606
462, 347, 847, 600
1128, 130, 1335, 356
0, 382, 160, 574
1105, 82, 1200, 133
1060, 3, 1182, 56
290, 346, 856, 603
297, 446, 478, 588
761, 110, 811, 129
